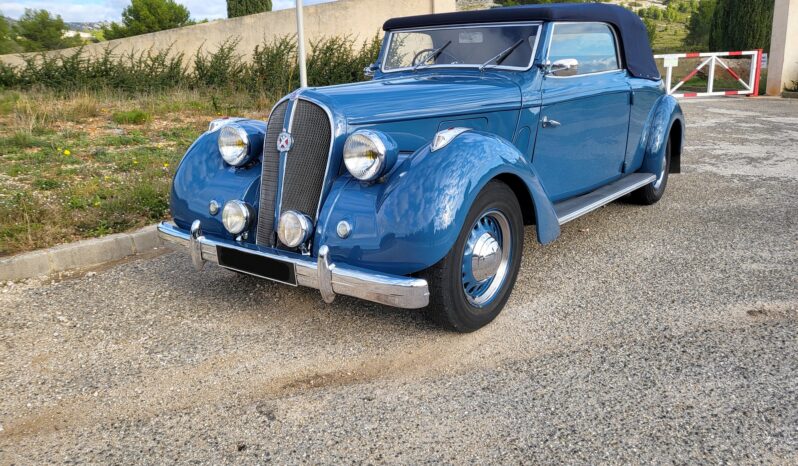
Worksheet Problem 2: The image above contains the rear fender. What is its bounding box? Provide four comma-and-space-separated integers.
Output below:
315, 131, 560, 276
639, 95, 684, 175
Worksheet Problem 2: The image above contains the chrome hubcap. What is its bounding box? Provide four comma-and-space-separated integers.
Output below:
471, 233, 501, 281
461, 210, 512, 307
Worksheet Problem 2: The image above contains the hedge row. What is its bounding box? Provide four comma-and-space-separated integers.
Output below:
0, 34, 381, 96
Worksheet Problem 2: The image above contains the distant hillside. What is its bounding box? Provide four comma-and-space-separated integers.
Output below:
65, 21, 110, 32
2, 16, 107, 32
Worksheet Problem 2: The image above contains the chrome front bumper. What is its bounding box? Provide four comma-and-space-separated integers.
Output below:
157, 221, 429, 309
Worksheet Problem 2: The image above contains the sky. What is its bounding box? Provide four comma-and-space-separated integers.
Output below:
0, 0, 335, 22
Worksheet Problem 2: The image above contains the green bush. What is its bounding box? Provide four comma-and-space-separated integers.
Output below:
194, 39, 246, 89
112, 109, 151, 124
249, 36, 298, 98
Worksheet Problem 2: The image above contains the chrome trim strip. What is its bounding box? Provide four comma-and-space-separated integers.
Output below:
157, 221, 429, 309
189, 220, 204, 270
554, 173, 656, 225
317, 245, 336, 303
273, 98, 296, 241
381, 22, 543, 74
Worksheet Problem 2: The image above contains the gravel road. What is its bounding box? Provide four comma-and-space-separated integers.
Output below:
1, 97, 796, 464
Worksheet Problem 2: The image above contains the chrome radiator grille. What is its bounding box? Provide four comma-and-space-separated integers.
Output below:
255, 100, 288, 246
256, 99, 332, 247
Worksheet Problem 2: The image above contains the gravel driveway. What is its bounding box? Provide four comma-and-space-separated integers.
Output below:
1, 97, 796, 464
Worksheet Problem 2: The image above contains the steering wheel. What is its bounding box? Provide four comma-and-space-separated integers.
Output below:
411, 48, 458, 67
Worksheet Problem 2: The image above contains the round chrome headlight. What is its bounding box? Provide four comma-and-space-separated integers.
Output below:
218, 124, 251, 166
222, 200, 251, 235
343, 130, 397, 181
278, 210, 313, 248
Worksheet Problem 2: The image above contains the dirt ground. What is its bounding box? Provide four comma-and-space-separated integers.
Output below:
0, 97, 796, 464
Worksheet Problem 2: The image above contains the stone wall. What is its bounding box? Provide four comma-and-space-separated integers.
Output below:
0, 0, 456, 68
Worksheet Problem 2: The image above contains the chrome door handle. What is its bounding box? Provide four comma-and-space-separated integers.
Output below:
542, 116, 561, 128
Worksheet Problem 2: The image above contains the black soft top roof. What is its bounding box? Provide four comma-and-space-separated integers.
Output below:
383, 3, 660, 81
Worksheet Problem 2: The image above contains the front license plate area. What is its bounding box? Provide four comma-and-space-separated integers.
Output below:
216, 246, 297, 286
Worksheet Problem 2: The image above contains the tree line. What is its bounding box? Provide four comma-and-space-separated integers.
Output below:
0, 0, 777, 55
0, 0, 273, 53
497, 0, 774, 52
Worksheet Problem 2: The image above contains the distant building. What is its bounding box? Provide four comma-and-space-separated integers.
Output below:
63, 30, 94, 40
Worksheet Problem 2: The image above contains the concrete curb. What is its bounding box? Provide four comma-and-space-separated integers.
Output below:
0, 225, 162, 282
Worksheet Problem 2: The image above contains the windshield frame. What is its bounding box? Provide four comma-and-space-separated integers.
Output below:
380, 21, 543, 74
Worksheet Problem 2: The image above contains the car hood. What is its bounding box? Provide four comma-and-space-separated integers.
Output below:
300, 72, 522, 126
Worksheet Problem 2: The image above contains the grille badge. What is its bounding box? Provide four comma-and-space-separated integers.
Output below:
277, 131, 293, 152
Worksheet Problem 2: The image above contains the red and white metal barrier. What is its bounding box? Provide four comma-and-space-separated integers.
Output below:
654, 49, 763, 98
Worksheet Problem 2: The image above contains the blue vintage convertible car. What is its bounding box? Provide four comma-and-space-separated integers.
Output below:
159, 3, 684, 332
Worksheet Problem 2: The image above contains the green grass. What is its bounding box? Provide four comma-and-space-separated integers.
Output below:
650, 20, 689, 54
112, 110, 151, 125
0, 89, 266, 256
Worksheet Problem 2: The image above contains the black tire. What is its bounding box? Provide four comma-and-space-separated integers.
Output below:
630, 139, 671, 205
421, 180, 524, 332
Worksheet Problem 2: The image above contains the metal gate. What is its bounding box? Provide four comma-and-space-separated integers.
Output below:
655, 49, 763, 98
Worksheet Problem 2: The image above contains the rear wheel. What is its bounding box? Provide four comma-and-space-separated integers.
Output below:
422, 181, 524, 332
631, 139, 671, 205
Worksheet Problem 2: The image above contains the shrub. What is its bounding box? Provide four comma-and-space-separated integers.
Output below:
112, 109, 151, 124
194, 38, 246, 89
307, 34, 381, 87
249, 36, 297, 98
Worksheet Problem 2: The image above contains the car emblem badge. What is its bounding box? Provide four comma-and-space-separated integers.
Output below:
277, 131, 293, 152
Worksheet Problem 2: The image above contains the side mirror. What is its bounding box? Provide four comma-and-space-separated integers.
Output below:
363, 63, 379, 78
544, 58, 579, 77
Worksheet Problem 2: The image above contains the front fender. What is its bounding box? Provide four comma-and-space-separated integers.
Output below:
315, 131, 560, 276
170, 119, 266, 240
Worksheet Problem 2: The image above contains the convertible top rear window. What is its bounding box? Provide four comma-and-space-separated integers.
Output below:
383, 24, 540, 72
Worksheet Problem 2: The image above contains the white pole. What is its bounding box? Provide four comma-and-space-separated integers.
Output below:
296, 0, 308, 88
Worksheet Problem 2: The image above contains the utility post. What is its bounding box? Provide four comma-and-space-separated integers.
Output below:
296, 0, 308, 88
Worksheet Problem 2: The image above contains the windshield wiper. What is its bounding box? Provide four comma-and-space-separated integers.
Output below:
413, 41, 452, 71
479, 39, 525, 72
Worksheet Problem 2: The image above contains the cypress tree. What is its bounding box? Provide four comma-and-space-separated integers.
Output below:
227, 0, 273, 19
708, 0, 774, 52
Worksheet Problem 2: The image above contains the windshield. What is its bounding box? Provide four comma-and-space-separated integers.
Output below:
382, 24, 540, 72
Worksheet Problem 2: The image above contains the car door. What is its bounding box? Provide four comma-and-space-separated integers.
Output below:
532, 22, 631, 202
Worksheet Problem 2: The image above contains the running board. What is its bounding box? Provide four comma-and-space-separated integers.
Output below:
554, 173, 656, 225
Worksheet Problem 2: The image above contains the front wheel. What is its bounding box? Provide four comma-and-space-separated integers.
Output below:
422, 181, 524, 332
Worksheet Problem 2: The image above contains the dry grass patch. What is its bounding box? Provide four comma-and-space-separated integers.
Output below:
0, 89, 269, 256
